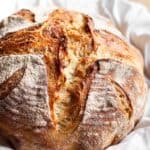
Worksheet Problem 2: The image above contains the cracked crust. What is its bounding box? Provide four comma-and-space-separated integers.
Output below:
0, 9, 147, 150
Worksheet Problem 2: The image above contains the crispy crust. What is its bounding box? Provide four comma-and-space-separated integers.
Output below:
0, 9, 35, 38
0, 9, 147, 150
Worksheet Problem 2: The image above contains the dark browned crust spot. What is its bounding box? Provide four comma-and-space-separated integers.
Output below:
84, 15, 98, 51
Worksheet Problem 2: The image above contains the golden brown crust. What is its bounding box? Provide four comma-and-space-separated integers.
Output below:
0, 9, 147, 150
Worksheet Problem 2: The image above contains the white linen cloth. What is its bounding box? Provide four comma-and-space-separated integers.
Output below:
0, 0, 150, 149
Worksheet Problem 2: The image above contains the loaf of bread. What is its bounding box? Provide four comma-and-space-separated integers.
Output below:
0, 9, 147, 150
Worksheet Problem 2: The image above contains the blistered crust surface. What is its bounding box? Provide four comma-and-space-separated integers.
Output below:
0, 9, 146, 150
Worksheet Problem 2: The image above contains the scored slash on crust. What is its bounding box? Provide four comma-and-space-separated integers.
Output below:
0, 67, 26, 100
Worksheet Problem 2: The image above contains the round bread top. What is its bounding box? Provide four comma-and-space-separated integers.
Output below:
0, 9, 146, 150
